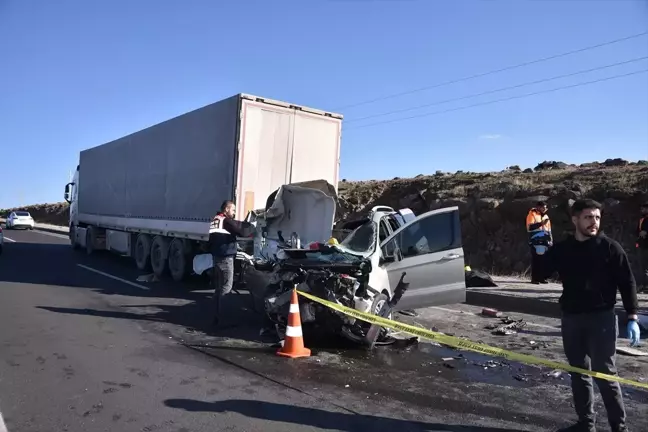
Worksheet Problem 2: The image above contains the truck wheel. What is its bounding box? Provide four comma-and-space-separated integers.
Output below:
85, 227, 95, 255
134, 234, 152, 271
150, 236, 170, 278
70, 226, 80, 250
168, 238, 188, 282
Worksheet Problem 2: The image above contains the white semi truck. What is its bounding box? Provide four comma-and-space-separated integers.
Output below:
64, 94, 343, 281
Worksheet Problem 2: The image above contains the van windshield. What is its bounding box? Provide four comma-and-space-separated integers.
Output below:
339, 221, 377, 255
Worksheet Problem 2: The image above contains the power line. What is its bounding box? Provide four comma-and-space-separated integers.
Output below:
335, 31, 648, 110
346, 56, 648, 123
345, 68, 648, 130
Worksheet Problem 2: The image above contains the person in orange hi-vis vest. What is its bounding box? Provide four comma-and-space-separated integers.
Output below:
636, 201, 648, 293
526, 200, 553, 284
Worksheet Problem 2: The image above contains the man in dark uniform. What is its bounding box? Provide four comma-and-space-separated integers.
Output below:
208, 200, 255, 329
546, 199, 640, 432
636, 202, 648, 292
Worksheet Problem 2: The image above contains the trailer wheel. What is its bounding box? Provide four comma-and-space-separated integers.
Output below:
150, 235, 170, 278
134, 234, 152, 271
168, 238, 189, 282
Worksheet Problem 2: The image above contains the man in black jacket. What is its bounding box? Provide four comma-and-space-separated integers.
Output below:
208, 200, 255, 329
546, 199, 640, 432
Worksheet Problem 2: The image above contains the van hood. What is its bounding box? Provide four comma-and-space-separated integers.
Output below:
262, 179, 337, 247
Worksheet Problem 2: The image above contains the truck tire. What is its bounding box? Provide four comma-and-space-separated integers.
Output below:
168, 238, 189, 282
85, 227, 95, 255
134, 234, 152, 271
150, 235, 170, 278
70, 226, 80, 250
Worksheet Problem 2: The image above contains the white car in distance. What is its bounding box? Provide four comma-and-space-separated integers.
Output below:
6, 211, 35, 230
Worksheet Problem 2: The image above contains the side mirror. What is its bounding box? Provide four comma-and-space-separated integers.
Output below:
64, 183, 73, 203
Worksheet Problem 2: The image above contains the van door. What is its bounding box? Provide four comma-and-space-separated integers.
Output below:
379, 207, 466, 310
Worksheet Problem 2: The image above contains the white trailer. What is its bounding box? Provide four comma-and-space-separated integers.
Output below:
64, 94, 342, 281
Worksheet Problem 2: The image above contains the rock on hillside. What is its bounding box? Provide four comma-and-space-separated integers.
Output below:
337, 160, 648, 277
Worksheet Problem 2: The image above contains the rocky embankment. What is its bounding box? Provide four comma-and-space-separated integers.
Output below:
3, 159, 647, 277
337, 159, 648, 277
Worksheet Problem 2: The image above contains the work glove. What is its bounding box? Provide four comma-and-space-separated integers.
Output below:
627, 320, 641, 347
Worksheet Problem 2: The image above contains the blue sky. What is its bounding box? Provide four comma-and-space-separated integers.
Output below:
1, 0, 647, 208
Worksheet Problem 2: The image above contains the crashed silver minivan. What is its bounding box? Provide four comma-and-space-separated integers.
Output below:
249, 180, 467, 315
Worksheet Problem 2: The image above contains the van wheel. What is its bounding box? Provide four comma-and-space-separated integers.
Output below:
150, 236, 170, 279
134, 234, 152, 271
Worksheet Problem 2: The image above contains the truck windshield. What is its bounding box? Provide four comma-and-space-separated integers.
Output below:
340, 221, 377, 254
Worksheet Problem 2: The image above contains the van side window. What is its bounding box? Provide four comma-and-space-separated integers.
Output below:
389, 211, 457, 259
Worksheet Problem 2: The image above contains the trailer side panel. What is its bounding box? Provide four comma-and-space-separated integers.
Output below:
79, 96, 240, 223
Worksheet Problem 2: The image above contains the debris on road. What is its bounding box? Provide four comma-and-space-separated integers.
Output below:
481, 308, 503, 318
546, 370, 563, 379
486, 317, 527, 335
398, 309, 419, 317
616, 346, 648, 357
136, 273, 159, 282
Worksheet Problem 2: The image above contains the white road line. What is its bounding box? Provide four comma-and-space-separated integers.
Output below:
77, 264, 149, 291
2, 237, 16, 242
0, 411, 8, 432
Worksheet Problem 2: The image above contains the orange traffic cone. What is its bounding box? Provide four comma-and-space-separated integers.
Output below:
277, 288, 311, 359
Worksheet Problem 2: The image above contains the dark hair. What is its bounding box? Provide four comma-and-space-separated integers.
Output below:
536, 201, 547, 207
571, 199, 602, 216
220, 200, 234, 212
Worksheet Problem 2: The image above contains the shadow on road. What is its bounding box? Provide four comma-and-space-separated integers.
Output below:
163, 398, 529, 432
36, 290, 265, 344
0, 241, 212, 299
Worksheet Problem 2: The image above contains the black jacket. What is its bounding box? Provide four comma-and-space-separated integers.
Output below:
544, 234, 638, 315
208, 215, 255, 257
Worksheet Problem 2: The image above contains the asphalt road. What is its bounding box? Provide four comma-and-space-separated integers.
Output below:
1, 228, 646, 432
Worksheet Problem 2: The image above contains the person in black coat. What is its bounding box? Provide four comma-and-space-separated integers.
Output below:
546, 199, 640, 432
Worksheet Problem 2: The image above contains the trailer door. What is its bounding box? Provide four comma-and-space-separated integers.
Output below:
290, 112, 341, 189
237, 100, 294, 218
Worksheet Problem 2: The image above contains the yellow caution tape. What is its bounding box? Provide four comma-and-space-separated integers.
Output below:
297, 290, 648, 390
